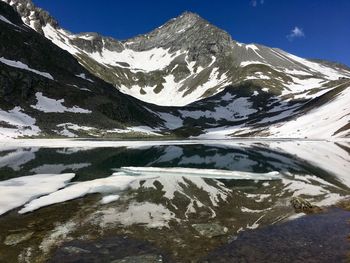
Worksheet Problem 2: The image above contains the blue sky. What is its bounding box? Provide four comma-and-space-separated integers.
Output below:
33, 0, 350, 66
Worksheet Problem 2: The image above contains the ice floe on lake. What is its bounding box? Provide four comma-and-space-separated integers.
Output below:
119, 166, 281, 180
0, 164, 348, 217
0, 173, 75, 215
19, 174, 145, 214
9, 167, 280, 215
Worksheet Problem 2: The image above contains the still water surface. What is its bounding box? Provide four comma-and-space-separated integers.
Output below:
0, 140, 349, 262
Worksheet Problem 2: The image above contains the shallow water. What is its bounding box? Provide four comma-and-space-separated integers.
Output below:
0, 140, 349, 262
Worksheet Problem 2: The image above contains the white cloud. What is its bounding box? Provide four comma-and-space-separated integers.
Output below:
250, 0, 264, 7
287, 26, 305, 41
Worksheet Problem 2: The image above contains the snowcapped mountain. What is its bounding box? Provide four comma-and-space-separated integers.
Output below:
0, 0, 349, 139
4, 0, 350, 107
156, 79, 350, 139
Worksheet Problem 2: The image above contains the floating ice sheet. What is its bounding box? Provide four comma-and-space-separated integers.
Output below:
0, 167, 280, 215
0, 173, 75, 215
19, 174, 142, 214
119, 166, 281, 180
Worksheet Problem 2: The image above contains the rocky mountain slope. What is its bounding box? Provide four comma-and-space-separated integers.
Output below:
0, 0, 349, 139
0, 1, 165, 139
4, 0, 350, 107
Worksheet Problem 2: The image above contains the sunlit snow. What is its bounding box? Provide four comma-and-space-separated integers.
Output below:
0, 57, 54, 79
31, 92, 92, 113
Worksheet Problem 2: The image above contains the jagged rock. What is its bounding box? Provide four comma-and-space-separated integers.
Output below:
4, 231, 33, 245
335, 199, 350, 211
2, 0, 59, 34
0, 0, 163, 138
192, 223, 228, 238
290, 197, 322, 214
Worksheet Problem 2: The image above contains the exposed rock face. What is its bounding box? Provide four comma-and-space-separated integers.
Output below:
124, 12, 235, 64
4, 231, 34, 246
0, 1, 162, 138
1, 0, 58, 33
192, 223, 228, 238
5, 0, 350, 108
290, 197, 323, 214
71, 34, 125, 54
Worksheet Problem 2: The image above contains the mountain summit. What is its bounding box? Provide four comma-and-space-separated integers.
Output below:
124, 10, 234, 54
1, 0, 59, 33
4, 0, 350, 106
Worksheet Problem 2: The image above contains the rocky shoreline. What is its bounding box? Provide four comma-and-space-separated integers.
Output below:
2, 199, 347, 263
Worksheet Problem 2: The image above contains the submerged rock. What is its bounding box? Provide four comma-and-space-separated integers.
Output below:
290, 197, 322, 214
202, 208, 350, 263
192, 223, 228, 238
62, 246, 91, 254
110, 254, 163, 263
336, 199, 350, 211
49, 236, 171, 263
4, 231, 34, 246
290, 197, 313, 210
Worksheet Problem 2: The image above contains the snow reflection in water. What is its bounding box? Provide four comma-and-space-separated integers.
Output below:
0, 140, 349, 262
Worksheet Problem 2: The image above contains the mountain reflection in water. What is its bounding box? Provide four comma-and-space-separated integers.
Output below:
0, 140, 349, 262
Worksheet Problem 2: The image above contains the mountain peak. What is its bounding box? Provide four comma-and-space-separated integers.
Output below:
1, 0, 59, 34
177, 11, 202, 21
169, 11, 207, 29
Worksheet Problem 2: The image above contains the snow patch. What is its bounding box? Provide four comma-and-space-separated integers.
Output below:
0, 107, 40, 138
0, 15, 21, 29
269, 85, 350, 138
42, 24, 79, 55
240, 61, 267, 67
180, 97, 257, 121
31, 92, 92, 114
89, 47, 183, 72
282, 51, 350, 80
75, 73, 94, 83
0, 57, 54, 79
120, 66, 228, 106
101, 194, 120, 204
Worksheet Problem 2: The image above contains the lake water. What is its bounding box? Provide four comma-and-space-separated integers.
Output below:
0, 140, 349, 262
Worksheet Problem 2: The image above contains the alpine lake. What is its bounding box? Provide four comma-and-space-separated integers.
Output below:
0, 139, 349, 263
